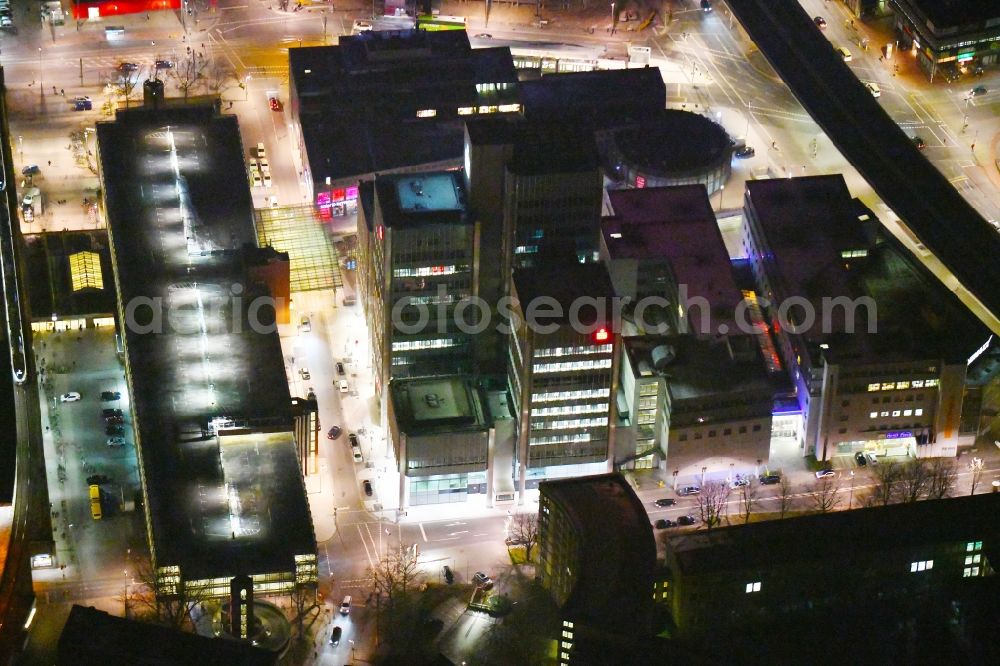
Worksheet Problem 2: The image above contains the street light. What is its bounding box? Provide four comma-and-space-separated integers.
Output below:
610, 2, 616, 36
38, 48, 43, 97
744, 100, 754, 140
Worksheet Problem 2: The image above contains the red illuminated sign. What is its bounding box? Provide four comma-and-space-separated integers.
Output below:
593, 327, 610, 343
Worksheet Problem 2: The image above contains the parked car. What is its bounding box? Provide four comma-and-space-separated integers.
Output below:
473, 571, 493, 589
813, 16, 826, 29
102, 408, 123, 418
362, 479, 373, 496
474, 33, 493, 39
654, 498, 676, 507
759, 474, 781, 485
263, 173, 272, 188
677, 485, 701, 496
117, 62, 139, 73
106, 437, 126, 448
815, 468, 836, 479
100, 390, 121, 401
106, 424, 125, 436
254, 142, 266, 159
60, 392, 81, 402
105, 414, 125, 425
327, 425, 342, 440
155, 60, 174, 70
329, 626, 342, 646
912, 136, 926, 150
259, 158, 270, 174
299, 315, 310, 332
864, 81, 881, 97
268, 96, 282, 111
299, 367, 311, 380
339, 379, 349, 393
855, 451, 868, 466
442, 565, 455, 584
250, 170, 262, 187
348, 433, 359, 448
352, 444, 364, 463
336, 362, 346, 376
654, 519, 672, 529
865, 453, 879, 466
677, 515, 697, 526
730, 476, 750, 489
735, 145, 755, 158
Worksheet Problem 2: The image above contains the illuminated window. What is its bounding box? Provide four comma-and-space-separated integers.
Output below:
880, 411, 889, 417
562, 630, 572, 639
963, 567, 981, 577
914, 408, 923, 416
896, 381, 910, 389
563, 620, 574, 629
498, 103, 521, 113
966, 541, 983, 552
892, 410, 901, 417
457, 107, 475, 115
911, 380, 924, 388
869, 412, 878, 419
909, 560, 933, 572
745, 581, 761, 593
867, 383, 880, 391
903, 409, 912, 416
881, 382, 895, 390
925, 379, 939, 387
415, 109, 437, 118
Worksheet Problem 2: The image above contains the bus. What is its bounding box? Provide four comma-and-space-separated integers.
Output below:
89, 485, 102, 520
416, 15, 466, 31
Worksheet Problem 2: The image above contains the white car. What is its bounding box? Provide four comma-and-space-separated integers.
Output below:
250, 170, 263, 187
258, 158, 269, 174
352, 445, 363, 463
863, 81, 881, 97
836, 46, 852, 62
60, 392, 81, 402
338, 380, 349, 393
263, 173, 272, 188
255, 142, 266, 159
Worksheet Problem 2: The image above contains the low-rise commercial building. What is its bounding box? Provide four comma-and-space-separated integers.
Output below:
538, 473, 655, 665
742, 175, 998, 461
890, 0, 1000, 79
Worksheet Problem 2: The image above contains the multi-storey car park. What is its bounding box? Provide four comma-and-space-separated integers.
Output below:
95, 106, 317, 600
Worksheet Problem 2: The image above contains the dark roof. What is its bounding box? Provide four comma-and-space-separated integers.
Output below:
57, 605, 277, 666
23, 232, 117, 319
465, 117, 599, 175
898, 0, 999, 28
666, 493, 1000, 577
540, 474, 655, 633
512, 262, 615, 325
390, 375, 490, 436
727, 0, 1000, 323
97, 106, 315, 580
290, 32, 518, 184
613, 110, 732, 174
745, 176, 993, 366
519, 68, 666, 129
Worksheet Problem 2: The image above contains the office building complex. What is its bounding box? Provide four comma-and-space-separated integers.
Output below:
538, 473, 655, 665
509, 262, 619, 493
742, 175, 998, 461
619, 335, 777, 476
890, 0, 1000, 79
288, 30, 518, 217
97, 106, 317, 599
356, 171, 477, 397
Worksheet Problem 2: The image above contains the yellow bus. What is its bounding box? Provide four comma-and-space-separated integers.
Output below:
89, 484, 102, 520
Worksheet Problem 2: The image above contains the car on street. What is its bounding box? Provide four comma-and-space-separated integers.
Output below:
22, 165, 40, 176
677, 485, 701, 496
759, 474, 781, 485
268, 96, 282, 112
677, 515, 697, 526
106, 437, 126, 447
855, 451, 867, 466
105, 414, 125, 425
155, 60, 173, 70
259, 158, 270, 174
352, 19, 372, 32
336, 362, 346, 376
352, 444, 364, 463
442, 565, 454, 584
654, 498, 676, 507
864, 81, 881, 97
254, 142, 266, 159
263, 173, 272, 188
348, 433, 359, 449
329, 626, 342, 646
250, 170, 262, 187
338, 379, 349, 393
865, 452, 879, 466
971, 86, 987, 96
654, 519, 675, 529
813, 16, 826, 29
117, 62, 138, 73
339, 596, 351, 615
474, 33, 493, 39
473, 571, 493, 589
72, 96, 92, 111
299, 367, 311, 380
912, 136, 926, 150
735, 145, 755, 158
836, 46, 852, 62
102, 408, 123, 418
700, 0, 713, 12
60, 392, 81, 402
730, 477, 750, 489
362, 479, 373, 496
106, 424, 125, 436
327, 425, 342, 440
100, 390, 121, 401
815, 468, 836, 479
299, 315, 310, 332
0, 16, 12, 29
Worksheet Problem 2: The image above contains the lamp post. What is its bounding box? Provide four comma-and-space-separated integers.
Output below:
38, 47, 43, 98
717, 184, 725, 210
849, 470, 855, 509
744, 100, 753, 140
610, 2, 616, 35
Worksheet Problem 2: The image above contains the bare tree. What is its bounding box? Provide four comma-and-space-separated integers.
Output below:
204, 57, 238, 95
737, 480, 759, 524
926, 458, 957, 500
114, 66, 147, 109
810, 477, 842, 513
777, 476, 795, 518
898, 459, 932, 503
969, 457, 984, 495
289, 584, 320, 641
169, 50, 209, 101
697, 480, 730, 529
367, 545, 424, 647
507, 512, 539, 561
869, 460, 901, 506
124, 554, 211, 631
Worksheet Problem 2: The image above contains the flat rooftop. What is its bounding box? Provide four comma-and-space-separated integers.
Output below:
97, 106, 315, 582
746, 176, 993, 367
606, 186, 744, 335
289, 31, 518, 185
519, 68, 666, 129
23, 232, 116, 319
465, 117, 599, 175
898, 0, 999, 28
391, 376, 490, 435
540, 473, 654, 634
512, 262, 615, 325
623, 335, 777, 403
374, 171, 469, 227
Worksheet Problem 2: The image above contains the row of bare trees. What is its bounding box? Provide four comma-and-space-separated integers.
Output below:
112, 54, 238, 109
366, 545, 425, 647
